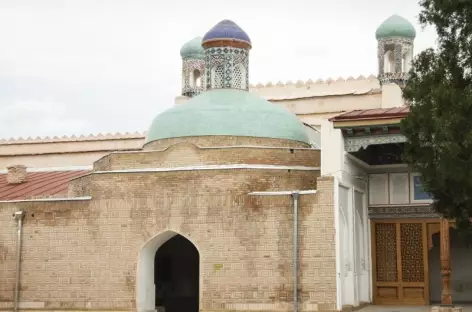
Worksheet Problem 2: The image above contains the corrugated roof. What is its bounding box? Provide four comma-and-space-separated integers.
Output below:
330, 106, 410, 122
0, 170, 89, 200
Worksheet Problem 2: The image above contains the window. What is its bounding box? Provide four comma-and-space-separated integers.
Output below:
211, 66, 224, 88
193, 69, 201, 87
384, 50, 395, 73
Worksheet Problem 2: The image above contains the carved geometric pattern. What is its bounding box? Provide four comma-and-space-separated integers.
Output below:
375, 223, 398, 282
369, 204, 439, 219
214, 66, 224, 88
394, 44, 403, 73
377, 37, 414, 87
182, 58, 205, 97
345, 134, 407, 152
400, 223, 424, 282
378, 72, 410, 87
379, 37, 414, 48
205, 47, 249, 91
233, 65, 243, 89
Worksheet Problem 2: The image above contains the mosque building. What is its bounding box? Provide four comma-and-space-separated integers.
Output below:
0, 14, 469, 312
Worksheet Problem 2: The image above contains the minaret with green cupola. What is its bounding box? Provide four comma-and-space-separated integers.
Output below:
180, 36, 205, 97
376, 14, 416, 88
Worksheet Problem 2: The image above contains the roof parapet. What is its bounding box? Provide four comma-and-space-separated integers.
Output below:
249, 74, 378, 89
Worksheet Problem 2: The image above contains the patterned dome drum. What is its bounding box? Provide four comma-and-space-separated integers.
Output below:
202, 19, 251, 46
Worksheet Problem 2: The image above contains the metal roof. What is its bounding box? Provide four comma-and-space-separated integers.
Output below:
0, 170, 89, 200
330, 106, 410, 122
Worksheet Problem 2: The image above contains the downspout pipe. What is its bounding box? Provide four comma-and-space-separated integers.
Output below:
291, 192, 300, 312
13, 210, 25, 312
248, 190, 317, 312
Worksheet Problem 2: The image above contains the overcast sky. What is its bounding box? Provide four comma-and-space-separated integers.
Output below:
0, 0, 437, 139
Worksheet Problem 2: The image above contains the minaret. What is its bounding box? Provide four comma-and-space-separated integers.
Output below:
180, 36, 205, 97
376, 14, 416, 88
201, 20, 251, 91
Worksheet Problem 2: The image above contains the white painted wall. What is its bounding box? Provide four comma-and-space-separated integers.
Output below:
321, 120, 371, 309
338, 185, 354, 306
381, 83, 404, 109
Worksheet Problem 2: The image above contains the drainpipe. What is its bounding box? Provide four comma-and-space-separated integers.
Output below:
13, 210, 25, 312
291, 192, 300, 312
248, 190, 317, 312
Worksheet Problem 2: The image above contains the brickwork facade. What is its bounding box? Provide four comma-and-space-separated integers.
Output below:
6, 165, 27, 184
142, 136, 310, 150
93, 142, 320, 171
0, 138, 337, 312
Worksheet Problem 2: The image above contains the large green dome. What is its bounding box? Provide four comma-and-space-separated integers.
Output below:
180, 36, 205, 59
145, 89, 310, 145
375, 14, 416, 39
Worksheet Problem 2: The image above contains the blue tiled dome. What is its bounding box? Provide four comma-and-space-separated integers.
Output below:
202, 20, 251, 46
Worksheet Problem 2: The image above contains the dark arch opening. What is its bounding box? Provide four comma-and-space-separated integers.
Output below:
154, 235, 199, 312
429, 228, 472, 303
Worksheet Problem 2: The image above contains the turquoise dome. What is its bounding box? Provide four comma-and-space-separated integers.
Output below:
180, 36, 205, 59
145, 89, 310, 145
375, 15, 416, 39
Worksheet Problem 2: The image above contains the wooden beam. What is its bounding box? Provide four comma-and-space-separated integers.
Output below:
440, 217, 452, 304
333, 117, 404, 128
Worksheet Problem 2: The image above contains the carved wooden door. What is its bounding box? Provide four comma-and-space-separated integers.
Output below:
372, 220, 430, 305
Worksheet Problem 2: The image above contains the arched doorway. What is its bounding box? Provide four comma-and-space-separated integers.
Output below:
137, 231, 199, 312
155, 235, 199, 312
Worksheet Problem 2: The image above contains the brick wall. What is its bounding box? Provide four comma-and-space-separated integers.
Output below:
301, 176, 336, 311
93, 142, 320, 171
6, 165, 27, 184
88, 170, 319, 197
0, 172, 337, 312
143, 136, 310, 150
68, 174, 92, 197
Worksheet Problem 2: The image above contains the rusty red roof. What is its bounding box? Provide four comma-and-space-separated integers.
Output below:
330, 106, 410, 122
0, 170, 90, 200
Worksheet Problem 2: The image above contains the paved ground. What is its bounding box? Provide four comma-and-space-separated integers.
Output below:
359, 306, 472, 312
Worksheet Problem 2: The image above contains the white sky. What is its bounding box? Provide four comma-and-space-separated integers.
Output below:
0, 0, 437, 139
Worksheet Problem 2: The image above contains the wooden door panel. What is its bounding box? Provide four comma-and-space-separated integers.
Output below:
373, 222, 400, 303
372, 220, 430, 305
403, 287, 426, 304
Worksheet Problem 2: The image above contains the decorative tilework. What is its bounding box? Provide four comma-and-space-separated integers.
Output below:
378, 72, 410, 86
204, 47, 249, 91
377, 37, 414, 88
345, 134, 407, 152
369, 204, 439, 219
182, 58, 205, 97
233, 65, 243, 89
214, 66, 224, 88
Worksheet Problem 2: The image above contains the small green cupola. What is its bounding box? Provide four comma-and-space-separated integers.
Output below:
180, 37, 205, 97
376, 15, 416, 87
180, 36, 205, 59
375, 14, 416, 39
